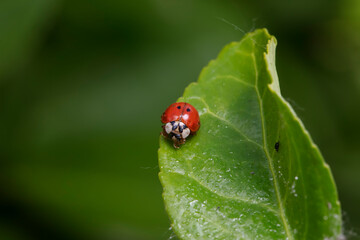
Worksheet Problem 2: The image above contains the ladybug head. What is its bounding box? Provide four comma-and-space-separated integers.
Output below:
164, 121, 191, 141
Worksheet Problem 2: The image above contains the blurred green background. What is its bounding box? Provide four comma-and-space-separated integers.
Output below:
0, 0, 359, 239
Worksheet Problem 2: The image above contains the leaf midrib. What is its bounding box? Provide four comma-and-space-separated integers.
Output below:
251, 48, 294, 240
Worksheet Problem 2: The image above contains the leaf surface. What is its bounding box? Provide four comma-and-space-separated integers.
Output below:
158, 29, 342, 240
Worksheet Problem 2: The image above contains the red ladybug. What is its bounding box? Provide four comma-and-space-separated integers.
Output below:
161, 102, 200, 148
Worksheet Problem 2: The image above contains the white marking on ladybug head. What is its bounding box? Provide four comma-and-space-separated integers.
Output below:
165, 122, 172, 134
182, 128, 190, 139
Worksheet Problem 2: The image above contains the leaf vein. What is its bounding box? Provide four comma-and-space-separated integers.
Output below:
209, 75, 254, 88
186, 96, 262, 148
169, 171, 278, 214
252, 51, 294, 240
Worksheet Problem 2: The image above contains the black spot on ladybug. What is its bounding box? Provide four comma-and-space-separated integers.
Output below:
275, 141, 280, 152
177, 106, 181, 109
186, 108, 191, 112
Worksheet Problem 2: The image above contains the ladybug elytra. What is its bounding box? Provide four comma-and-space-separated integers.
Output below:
161, 102, 200, 148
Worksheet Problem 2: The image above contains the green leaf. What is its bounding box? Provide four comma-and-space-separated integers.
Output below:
158, 29, 342, 240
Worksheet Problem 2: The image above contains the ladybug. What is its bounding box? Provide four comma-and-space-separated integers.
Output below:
161, 102, 200, 148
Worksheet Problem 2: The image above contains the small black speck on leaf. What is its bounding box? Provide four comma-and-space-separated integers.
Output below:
275, 141, 280, 152
250, 171, 255, 175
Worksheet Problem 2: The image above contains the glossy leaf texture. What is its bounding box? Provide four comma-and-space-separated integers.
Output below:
158, 29, 342, 240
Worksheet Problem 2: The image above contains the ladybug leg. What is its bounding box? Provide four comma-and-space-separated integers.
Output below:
171, 137, 185, 149
160, 126, 166, 136
161, 131, 168, 138
173, 137, 186, 149
170, 135, 181, 149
